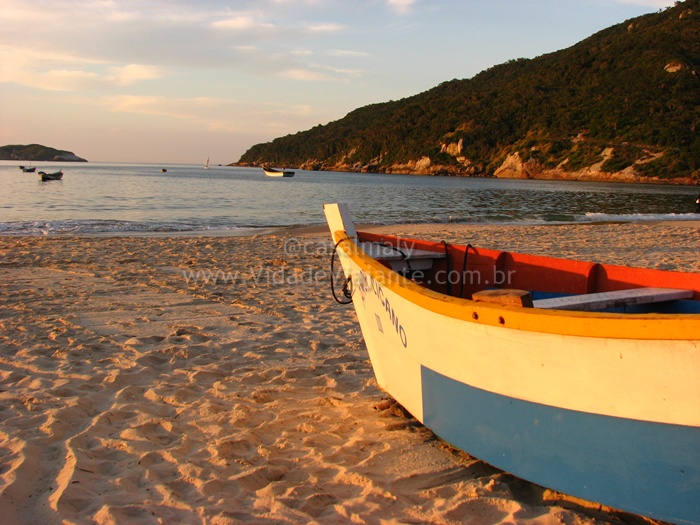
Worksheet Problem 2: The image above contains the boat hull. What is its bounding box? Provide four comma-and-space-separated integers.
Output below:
423, 367, 700, 525
39, 170, 63, 181
263, 168, 294, 177
330, 225, 700, 525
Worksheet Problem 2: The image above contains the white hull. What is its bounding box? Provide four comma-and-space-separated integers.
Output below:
263, 168, 294, 177
325, 203, 700, 525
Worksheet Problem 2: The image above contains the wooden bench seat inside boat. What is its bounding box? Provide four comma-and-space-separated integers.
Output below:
472, 289, 534, 307
360, 242, 446, 271
532, 287, 694, 311
473, 287, 693, 311
324, 203, 445, 272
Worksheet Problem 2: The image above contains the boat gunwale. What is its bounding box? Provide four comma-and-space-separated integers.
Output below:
332, 231, 700, 341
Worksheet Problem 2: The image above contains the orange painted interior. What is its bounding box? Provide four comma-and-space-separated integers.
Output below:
359, 231, 700, 300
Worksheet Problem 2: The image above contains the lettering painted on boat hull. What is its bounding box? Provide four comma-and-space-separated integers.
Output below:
356, 270, 408, 348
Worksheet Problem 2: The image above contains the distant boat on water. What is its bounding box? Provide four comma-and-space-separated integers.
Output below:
204, 157, 210, 169
19, 165, 36, 173
263, 167, 294, 177
38, 170, 63, 181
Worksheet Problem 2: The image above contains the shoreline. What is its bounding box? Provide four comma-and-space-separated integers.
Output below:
233, 163, 700, 186
0, 216, 698, 240
0, 222, 697, 524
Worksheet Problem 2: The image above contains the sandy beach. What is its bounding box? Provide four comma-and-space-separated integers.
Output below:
0, 221, 698, 525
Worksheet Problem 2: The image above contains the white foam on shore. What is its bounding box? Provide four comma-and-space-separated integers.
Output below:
582, 212, 700, 223
2, 212, 697, 237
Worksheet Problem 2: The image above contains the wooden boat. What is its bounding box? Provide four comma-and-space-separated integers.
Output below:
324, 203, 700, 525
263, 167, 294, 177
19, 165, 36, 172
38, 170, 63, 181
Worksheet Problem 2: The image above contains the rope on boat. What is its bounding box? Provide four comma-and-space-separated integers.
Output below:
330, 236, 476, 303
330, 239, 413, 304
442, 241, 475, 298
380, 242, 412, 276
460, 244, 474, 299
441, 241, 452, 296
330, 237, 353, 304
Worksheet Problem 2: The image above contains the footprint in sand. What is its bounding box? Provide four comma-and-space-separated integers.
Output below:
229, 465, 287, 492
215, 438, 256, 461
135, 353, 172, 369
126, 420, 180, 447
277, 486, 338, 519
123, 336, 166, 347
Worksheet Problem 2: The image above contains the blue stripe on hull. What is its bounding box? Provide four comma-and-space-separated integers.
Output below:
421, 366, 700, 525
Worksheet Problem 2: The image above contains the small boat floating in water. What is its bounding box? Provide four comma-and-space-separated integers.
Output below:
263, 167, 294, 177
38, 170, 63, 181
19, 165, 36, 172
324, 202, 700, 525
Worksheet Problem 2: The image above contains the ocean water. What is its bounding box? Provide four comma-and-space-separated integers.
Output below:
1, 161, 698, 235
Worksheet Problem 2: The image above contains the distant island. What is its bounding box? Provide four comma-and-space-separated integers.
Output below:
0, 144, 87, 162
237, 0, 699, 185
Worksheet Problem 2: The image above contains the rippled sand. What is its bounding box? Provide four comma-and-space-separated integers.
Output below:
0, 221, 697, 524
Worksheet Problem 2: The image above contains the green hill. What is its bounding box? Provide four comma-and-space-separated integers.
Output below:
0, 144, 87, 162
238, 0, 699, 183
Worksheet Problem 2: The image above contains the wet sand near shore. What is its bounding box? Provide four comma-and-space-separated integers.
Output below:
0, 221, 697, 524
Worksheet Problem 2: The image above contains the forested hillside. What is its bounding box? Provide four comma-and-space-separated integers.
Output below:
238, 0, 699, 183
0, 144, 87, 162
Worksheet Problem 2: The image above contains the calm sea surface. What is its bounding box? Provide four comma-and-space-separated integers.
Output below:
1, 161, 698, 235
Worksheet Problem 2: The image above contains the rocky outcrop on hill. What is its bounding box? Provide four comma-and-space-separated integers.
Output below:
241, 141, 695, 184
0, 144, 88, 162
491, 150, 695, 184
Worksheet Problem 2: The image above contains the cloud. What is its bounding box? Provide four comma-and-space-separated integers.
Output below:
0, 1, 368, 88
0, 43, 164, 91
289, 49, 314, 57
325, 49, 370, 58
0, 44, 103, 71
212, 13, 343, 36
106, 95, 199, 119
0, 45, 104, 91
308, 22, 343, 32
277, 62, 365, 82
326, 66, 365, 78
212, 15, 259, 30
211, 14, 276, 31
110, 64, 165, 86
102, 94, 320, 137
279, 68, 331, 81
386, 0, 416, 15
36, 70, 104, 91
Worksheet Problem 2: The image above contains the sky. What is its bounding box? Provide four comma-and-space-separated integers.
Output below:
0, 0, 679, 165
